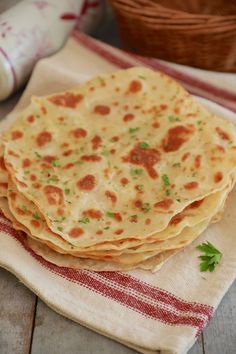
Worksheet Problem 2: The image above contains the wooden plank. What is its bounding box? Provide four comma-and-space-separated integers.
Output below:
188, 335, 204, 354
31, 299, 137, 354
203, 279, 236, 354
0, 268, 36, 354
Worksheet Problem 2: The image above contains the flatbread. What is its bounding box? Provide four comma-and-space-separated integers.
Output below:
6, 175, 234, 255
25, 236, 184, 272
3, 67, 236, 249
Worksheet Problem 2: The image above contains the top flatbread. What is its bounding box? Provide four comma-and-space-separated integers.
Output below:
3, 67, 236, 247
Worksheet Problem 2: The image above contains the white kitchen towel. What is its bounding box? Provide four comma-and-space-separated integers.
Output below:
0, 31, 236, 354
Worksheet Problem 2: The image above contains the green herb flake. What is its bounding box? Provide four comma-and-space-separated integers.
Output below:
173, 163, 181, 168
196, 241, 223, 272
101, 150, 109, 157
32, 213, 40, 220
142, 202, 150, 213
52, 159, 60, 167
21, 205, 27, 212
106, 211, 114, 217
129, 127, 139, 134
24, 170, 30, 175
138, 75, 146, 80
165, 189, 171, 196
197, 120, 202, 126
162, 174, 170, 187
168, 116, 180, 123
64, 188, 70, 195
137, 184, 144, 191
78, 217, 90, 224
34, 151, 41, 159
104, 226, 110, 230
129, 214, 138, 222
176, 198, 181, 202
192, 171, 197, 177
47, 177, 59, 184
131, 168, 143, 177
57, 226, 63, 232
131, 155, 138, 161
139, 142, 149, 149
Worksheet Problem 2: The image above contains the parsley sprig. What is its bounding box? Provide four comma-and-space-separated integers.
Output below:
197, 241, 223, 272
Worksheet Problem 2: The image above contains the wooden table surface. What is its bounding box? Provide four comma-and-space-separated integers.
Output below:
0, 5, 236, 354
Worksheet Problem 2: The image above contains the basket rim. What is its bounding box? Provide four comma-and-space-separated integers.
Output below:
110, 0, 236, 20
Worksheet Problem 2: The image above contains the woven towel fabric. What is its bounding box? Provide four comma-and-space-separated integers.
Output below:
0, 31, 236, 354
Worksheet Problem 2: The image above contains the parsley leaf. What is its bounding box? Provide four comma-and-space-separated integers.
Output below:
196, 241, 222, 272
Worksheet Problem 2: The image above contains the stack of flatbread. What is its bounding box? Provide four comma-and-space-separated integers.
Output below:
0, 67, 236, 272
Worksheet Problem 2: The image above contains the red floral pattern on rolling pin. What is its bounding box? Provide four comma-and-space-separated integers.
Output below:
0, 0, 105, 101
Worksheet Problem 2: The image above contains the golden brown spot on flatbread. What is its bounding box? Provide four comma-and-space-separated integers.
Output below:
162, 125, 194, 152
77, 175, 96, 191
36, 131, 52, 147
214, 171, 223, 183
184, 181, 198, 190
49, 92, 83, 108
69, 227, 84, 238
83, 209, 103, 219
11, 130, 23, 140
44, 185, 64, 205
94, 105, 110, 115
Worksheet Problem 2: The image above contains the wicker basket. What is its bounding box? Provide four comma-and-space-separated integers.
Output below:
109, 0, 236, 72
